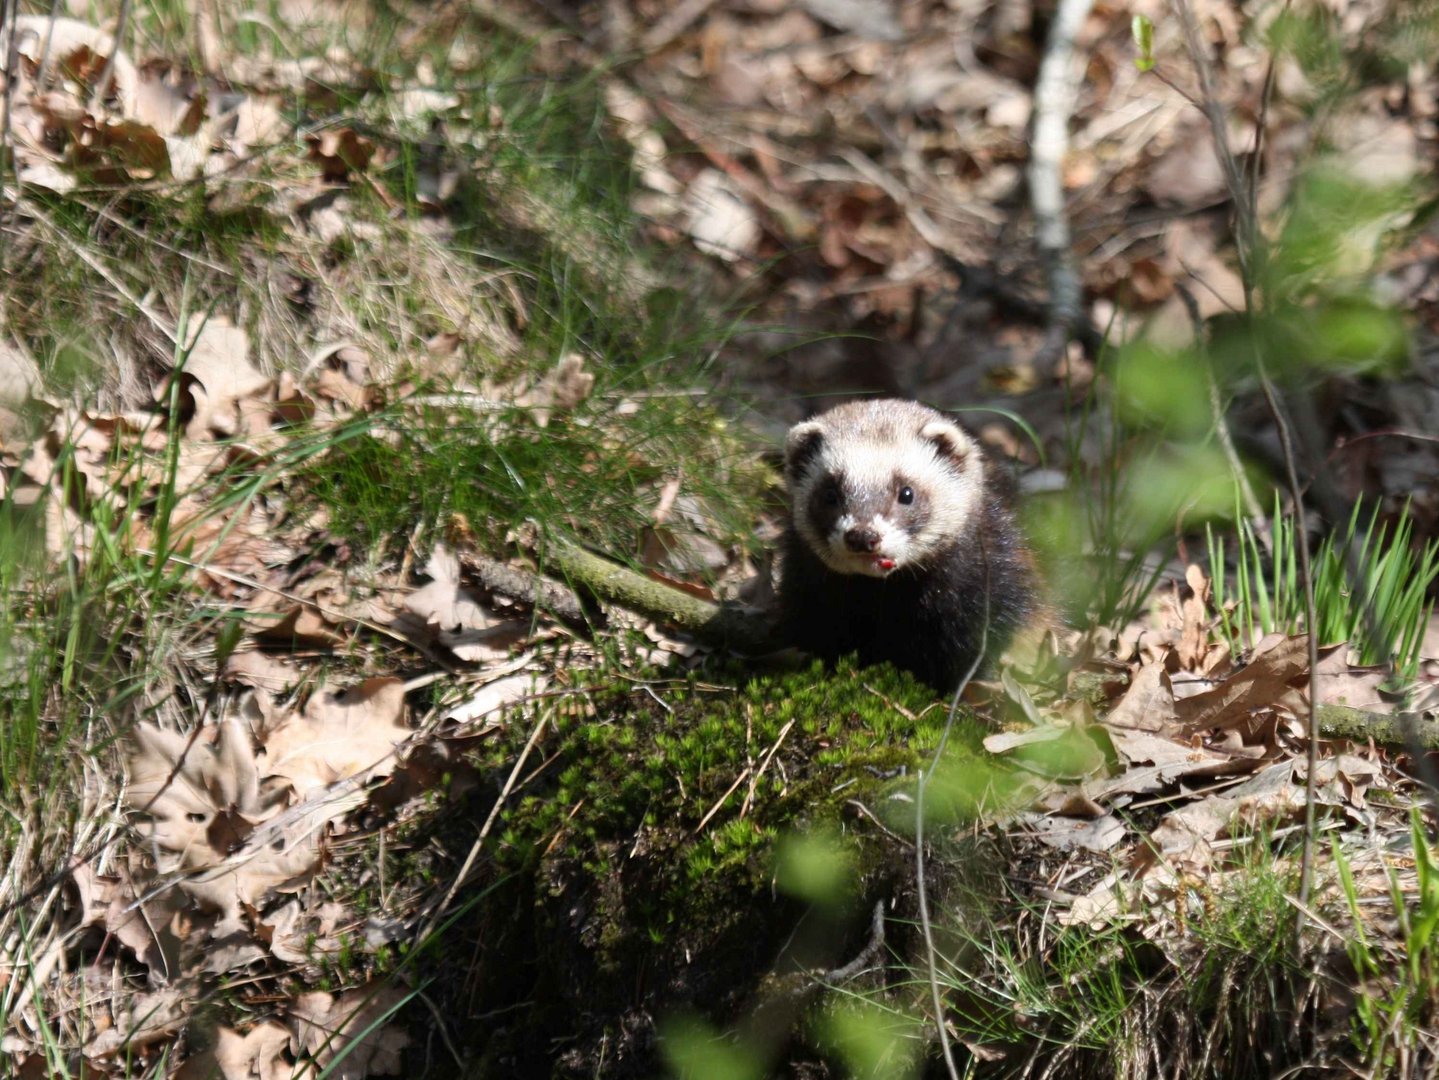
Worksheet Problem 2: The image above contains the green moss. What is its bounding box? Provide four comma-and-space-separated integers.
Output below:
470, 657, 995, 973
428, 652, 1030, 1074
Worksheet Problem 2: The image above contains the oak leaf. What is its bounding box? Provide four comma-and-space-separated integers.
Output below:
289, 983, 410, 1078
261, 678, 410, 800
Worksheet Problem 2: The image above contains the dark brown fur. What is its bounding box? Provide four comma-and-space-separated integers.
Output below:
778, 406, 1037, 692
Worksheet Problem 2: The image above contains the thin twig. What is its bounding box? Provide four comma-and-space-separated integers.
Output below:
1169, 0, 1258, 287
139, 548, 459, 673
914, 544, 990, 1080
1245, 0, 1295, 226
1166, 0, 1325, 938
34, 0, 62, 89
819, 899, 886, 984
88, 0, 132, 114
1174, 282, 1266, 530
740, 717, 796, 819
420, 707, 549, 940
691, 766, 753, 836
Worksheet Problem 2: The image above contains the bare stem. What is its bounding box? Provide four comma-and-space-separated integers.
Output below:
914, 544, 989, 1080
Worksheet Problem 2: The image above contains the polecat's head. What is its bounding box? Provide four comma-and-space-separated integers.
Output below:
784, 399, 985, 578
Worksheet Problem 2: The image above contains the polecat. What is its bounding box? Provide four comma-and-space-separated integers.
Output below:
777, 399, 1037, 692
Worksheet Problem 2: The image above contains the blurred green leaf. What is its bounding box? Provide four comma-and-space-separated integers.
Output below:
773, 827, 857, 908
1113, 343, 1211, 437
1123, 445, 1238, 538
662, 1016, 764, 1080
819, 1001, 921, 1080
911, 755, 1021, 828
1308, 297, 1409, 373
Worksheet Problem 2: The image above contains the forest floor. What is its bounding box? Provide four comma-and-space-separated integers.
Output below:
1, 0, 1438, 1077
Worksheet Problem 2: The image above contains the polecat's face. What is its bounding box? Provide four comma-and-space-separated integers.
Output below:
784, 401, 984, 578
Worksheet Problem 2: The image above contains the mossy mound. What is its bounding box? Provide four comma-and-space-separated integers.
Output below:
430, 655, 1005, 1076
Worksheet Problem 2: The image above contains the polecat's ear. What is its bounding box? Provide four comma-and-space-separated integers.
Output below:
784, 421, 826, 481
921, 419, 973, 469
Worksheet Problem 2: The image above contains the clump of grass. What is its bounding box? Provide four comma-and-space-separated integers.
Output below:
1207, 494, 1438, 679
1334, 811, 1439, 1076
0, 400, 232, 1074
896, 838, 1316, 1078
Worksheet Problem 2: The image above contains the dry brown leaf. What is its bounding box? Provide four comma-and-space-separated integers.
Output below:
0, 339, 40, 409
177, 1021, 292, 1080
261, 678, 410, 799
1176, 634, 1310, 734
983, 726, 1066, 754
13, 158, 78, 194
313, 367, 373, 412
604, 82, 680, 196
1021, 811, 1127, 852
1053, 792, 1107, 819
443, 672, 548, 729
1097, 728, 1234, 799
1148, 761, 1303, 864
1300, 753, 1384, 811
261, 899, 349, 967
399, 545, 532, 662
223, 651, 303, 695
132, 66, 206, 137
1145, 119, 1229, 208
2, 16, 139, 114
233, 95, 288, 149
128, 718, 281, 856
306, 127, 376, 181
1147, 797, 1234, 863
126, 718, 314, 919
404, 545, 492, 632
71, 859, 188, 977
169, 497, 297, 595
179, 317, 272, 439
20, 410, 119, 500
1103, 660, 1177, 732
515, 352, 596, 428
1056, 871, 1128, 928
246, 598, 347, 647
1313, 659, 1394, 713
289, 983, 410, 1078
87, 987, 188, 1058
68, 117, 173, 181
1178, 564, 1210, 670
683, 169, 760, 262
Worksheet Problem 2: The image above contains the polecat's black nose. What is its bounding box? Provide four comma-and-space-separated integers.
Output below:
844, 527, 881, 553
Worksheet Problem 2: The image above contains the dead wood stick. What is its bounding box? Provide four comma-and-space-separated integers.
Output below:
1315, 705, 1439, 751
545, 538, 775, 653
464, 553, 589, 626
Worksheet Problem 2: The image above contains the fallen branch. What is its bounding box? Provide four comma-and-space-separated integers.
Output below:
548, 538, 774, 651
463, 552, 589, 626
1316, 705, 1439, 751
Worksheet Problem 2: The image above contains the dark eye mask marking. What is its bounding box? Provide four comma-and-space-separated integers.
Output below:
806, 473, 846, 538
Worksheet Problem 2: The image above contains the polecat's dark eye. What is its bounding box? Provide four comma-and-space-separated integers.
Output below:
898, 486, 915, 505
822, 485, 842, 507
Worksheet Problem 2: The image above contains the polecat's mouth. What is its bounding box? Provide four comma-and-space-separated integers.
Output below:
824, 544, 901, 577
849, 553, 898, 577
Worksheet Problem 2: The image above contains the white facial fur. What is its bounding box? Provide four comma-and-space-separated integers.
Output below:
786, 401, 986, 578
